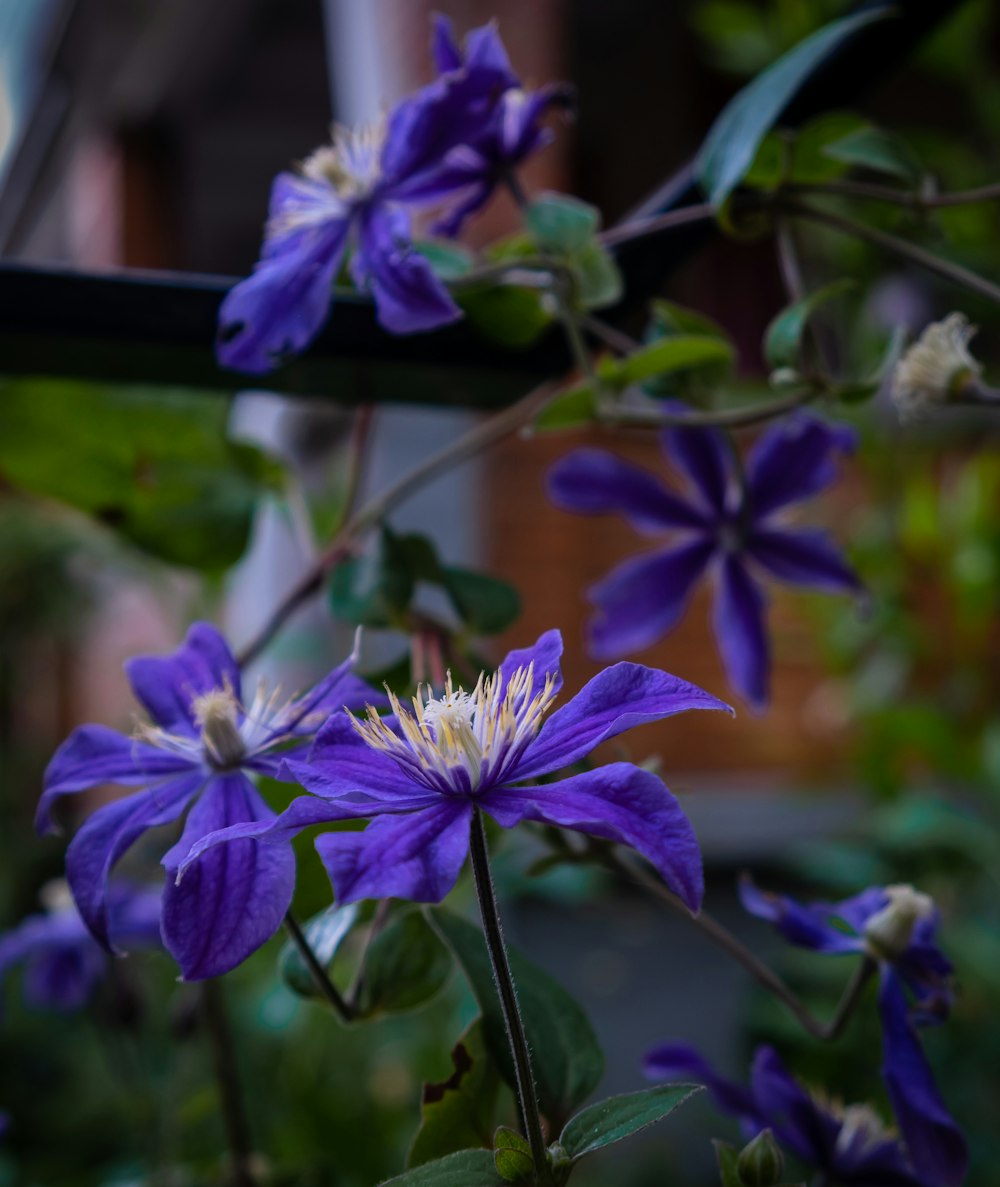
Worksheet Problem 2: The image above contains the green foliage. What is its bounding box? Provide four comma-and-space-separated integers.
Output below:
415, 240, 477, 279
461, 286, 553, 349
329, 525, 521, 635
356, 910, 454, 1018
278, 903, 360, 1000
523, 192, 623, 311
823, 125, 924, 184
696, 8, 894, 204
381, 1149, 505, 1186
763, 279, 855, 369
492, 1127, 535, 1183
0, 380, 283, 571
429, 908, 604, 1129
408, 1021, 502, 1168
557, 1084, 700, 1161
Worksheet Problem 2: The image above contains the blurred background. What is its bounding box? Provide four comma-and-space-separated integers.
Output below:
1, 0, 999, 1184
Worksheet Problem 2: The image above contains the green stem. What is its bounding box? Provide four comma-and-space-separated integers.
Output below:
790, 178, 1000, 209
598, 202, 718, 248
283, 910, 354, 1022
201, 980, 256, 1187
469, 808, 551, 1184
595, 385, 822, 430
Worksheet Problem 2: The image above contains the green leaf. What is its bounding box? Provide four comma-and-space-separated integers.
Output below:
356, 910, 453, 1018
572, 241, 623, 310
824, 124, 924, 184
602, 334, 734, 389
650, 299, 730, 342
559, 1084, 700, 1161
714, 1139, 745, 1187
329, 525, 414, 627
763, 278, 855, 369
525, 193, 600, 253
441, 567, 521, 636
278, 903, 360, 999
408, 1021, 501, 1168
696, 8, 894, 205
414, 240, 477, 279
0, 380, 283, 571
380, 1149, 504, 1187
492, 1128, 534, 1183
429, 908, 604, 1128
532, 383, 596, 432
460, 286, 552, 348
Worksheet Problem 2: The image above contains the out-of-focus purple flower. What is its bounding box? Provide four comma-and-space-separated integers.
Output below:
422, 15, 573, 236
37, 624, 378, 981
0, 881, 161, 1014
740, 879, 967, 1187
180, 629, 731, 911
547, 415, 861, 708
645, 1043, 936, 1186
217, 19, 520, 374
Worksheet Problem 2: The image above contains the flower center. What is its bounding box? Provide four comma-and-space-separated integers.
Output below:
862, 883, 935, 961
352, 663, 558, 795
192, 688, 247, 770
303, 119, 386, 202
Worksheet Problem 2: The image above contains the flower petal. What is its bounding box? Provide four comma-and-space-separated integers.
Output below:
497, 628, 564, 701
746, 414, 855, 520
125, 622, 241, 734
483, 763, 704, 911
290, 713, 422, 801
586, 539, 715, 659
37, 725, 191, 835
749, 1046, 839, 1166
878, 972, 968, 1187
662, 425, 732, 514
65, 773, 204, 949
712, 555, 770, 709
354, 207, 462, 334
748, 527, 861, 594
315, 800, 473, 904
216, 209, 350, 374
547, 449, 707, 533
738, 876, 868, 955
161, 775, 296, 980
431, 13, 464, 73
644, 1043, 759, 1123
516, 659, 731, 781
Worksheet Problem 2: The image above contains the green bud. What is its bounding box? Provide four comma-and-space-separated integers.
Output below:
736, 1129, 785, 1187
493, 1126, 534, 1184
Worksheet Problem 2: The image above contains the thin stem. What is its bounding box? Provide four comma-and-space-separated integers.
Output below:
775, 216, 834, 379
346, 899, 392, 1008
200, 980, 256, 1187
236, 378, 560, 667
469, 808, 550, 1184
790, 178, 1000, 209
595, 386, 822, 430
580, 313, 641, 356
599, 203, 718, 248
782, 199, 1000, 307
603, 851, 875, 1042
283, 910, 354, 1022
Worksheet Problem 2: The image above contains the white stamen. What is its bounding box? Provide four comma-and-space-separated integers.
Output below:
863, 883, 935, 960
892, 313, 981, 420
39, 879, 75, 915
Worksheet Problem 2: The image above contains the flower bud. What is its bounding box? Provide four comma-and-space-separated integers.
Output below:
891, 312, 981, 420
736, 1128, 785, 1186
863, 883, 935, 961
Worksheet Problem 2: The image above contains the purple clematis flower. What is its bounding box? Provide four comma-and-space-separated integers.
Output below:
217, 18, 520, 374
645, 1043, 938, 1187
547, 414, 861, 708
179, 629, 731, 911
37, 623, 378, 981
423, 15, 573, 237
0, 881, 161, 1015
740, 878, 967, 1187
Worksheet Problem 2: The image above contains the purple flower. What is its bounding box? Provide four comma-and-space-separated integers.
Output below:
216, 19, 519, 374
740, 878, 967, 1187
37, 623, 378, 980
0, 881, 161, 1014
179, 629, 731, 911
645, 1043, 935, 1186
547, 415, 861, 708
422, 16, 573, 237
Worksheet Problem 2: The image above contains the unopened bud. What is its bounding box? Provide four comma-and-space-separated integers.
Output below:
863, 884, 934, 961
736, 1129, 785, 1186
769, 366, 802, 391
891, 313, 981, 420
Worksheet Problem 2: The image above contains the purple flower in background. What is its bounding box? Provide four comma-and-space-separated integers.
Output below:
37, 623, 377, 981
548, 415, 861, 708
423, 15, 573, 236
217, 18, 519, 373
645, 1044, 936, 1187
740, 878, 967, 1187
0, 881, 161, 1015
180, 629, 731, 911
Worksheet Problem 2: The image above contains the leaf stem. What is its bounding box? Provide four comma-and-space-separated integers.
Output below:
469, 807, 551, 1184
595, 386, 822, 430
283, 910, 355, 1022
200, 980, 256, 1187
602, 851, 875, 1042
599, 203, 718, 248
789, 178, 1000, 209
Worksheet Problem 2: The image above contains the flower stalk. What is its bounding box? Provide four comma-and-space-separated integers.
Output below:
201, 979, 256, 1187
468, 807, 551, 1185
282, 910, 354, 1022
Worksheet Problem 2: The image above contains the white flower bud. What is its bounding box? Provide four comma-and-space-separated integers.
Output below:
891, 313, 981, 420
863, 883, 935, 960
